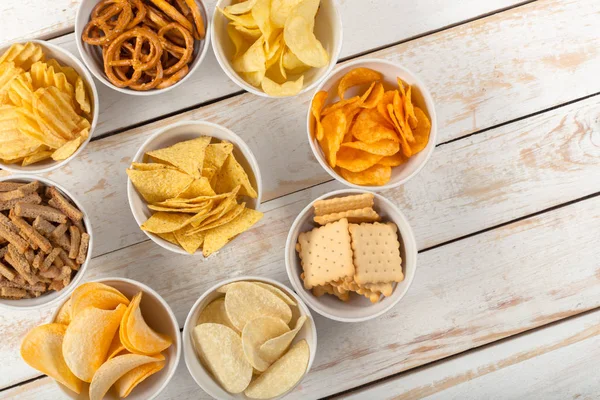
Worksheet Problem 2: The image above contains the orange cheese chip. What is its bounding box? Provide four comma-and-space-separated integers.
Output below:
320, 109, 347, 167
321, 95, 360, 116
337, 67, 382, 100
410, 107, 432, 154
350, 108, 398, 144
378, 152, 408, 167
387, 104, 412, 158
340, 139, 400, 156
392, 90, 414, 142
360, 81, 384, 109
310, 90, 327, 140
336, 146, 384, 172
339, 164, 392, 186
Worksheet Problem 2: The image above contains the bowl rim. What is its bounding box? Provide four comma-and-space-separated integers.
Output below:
0, 39, 99, 174
126, 120, 263, 256
285, 188, 418, 323
0, 174, 93, 311
74, 0, 211, 96
182, 275, 318, 400
50, 276, 182, 400
210, 0, 344, 98
305, 57, 438, 191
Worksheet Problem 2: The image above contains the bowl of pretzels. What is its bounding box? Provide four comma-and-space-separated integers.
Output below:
75, 0, 210, 95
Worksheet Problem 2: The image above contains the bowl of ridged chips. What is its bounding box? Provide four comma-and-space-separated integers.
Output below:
307, 59, 437, 189
212, 0, 342, 97
127, 120, 263, 256
0, 41, 98, 173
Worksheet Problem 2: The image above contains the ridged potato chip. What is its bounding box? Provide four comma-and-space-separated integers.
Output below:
15, 106, 66, 149
337, 67, 382, 100
51, 135, 82, 161
339, 164, 392, 186
23, 149, 52, 166
7, 72, 33, 108
0, 105, 42, 160
30, 61, 74, 98
242, 317, 290, 371
20, 323, 83, 394
121, 292, 173, 355
0, 42, 44, 70
197, 297, 238, 331
114, 360, 166, 398
259, 315, 307, 364
33, 86, 89, 141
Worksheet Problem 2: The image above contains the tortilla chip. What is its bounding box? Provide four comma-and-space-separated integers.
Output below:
203, 208, 263, 257
146, 136, 211, 178
173, 226, 206, 254
177, 177, 215, 198
127, 169, 194, 204
203, 142, 234, 181
214, 154, 258, 198
140, 212, 194, 234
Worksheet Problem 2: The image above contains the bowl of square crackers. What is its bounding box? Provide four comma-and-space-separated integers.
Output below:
0, 175, 92, 310
285, 190, 417, 322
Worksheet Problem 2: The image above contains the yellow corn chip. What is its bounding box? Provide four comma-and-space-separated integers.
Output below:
141, 212, 194, 234
190, 186, 240, 228
146, 136, 211, 178
203, 208, 263, 257
214, 154, 258, 198
191, 202, 246, 233
155, 231, 179, 246
174, 225, 206, 254
127, 169, 194, 204
130, 162, 179, 171
177, 177, 215, 198
203, 142, 234, 181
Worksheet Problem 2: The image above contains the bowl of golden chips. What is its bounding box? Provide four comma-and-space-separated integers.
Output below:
183, 276, 317, 399
127, 120, 263, 256
285, 189, 418, 322
307, 59, 437, 189
20, 278, 180, 400
212, 0, 342, 97
0, 41, 98, 173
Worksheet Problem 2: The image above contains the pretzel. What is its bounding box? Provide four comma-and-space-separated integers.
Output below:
183, 0, 205, 39
148, 0, 194, 33
158, 23, 194, 75
157, 64, 188, 89
126, 0, 148, 28
82, 0, 133, 46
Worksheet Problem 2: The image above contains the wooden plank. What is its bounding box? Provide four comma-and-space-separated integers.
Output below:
0, 0, 78, 42
336, 309, 600, 400
2, 188, 599, 397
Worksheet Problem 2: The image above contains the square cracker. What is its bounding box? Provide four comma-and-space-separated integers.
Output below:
314, 207, 380, 226
313, 193, 374, 216
297, 218, 354, 289
349, 222, 404, 285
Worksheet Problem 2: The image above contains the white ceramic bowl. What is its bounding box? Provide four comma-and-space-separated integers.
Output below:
0, 40, 98, 174
51, 277, 181, 400
183, 276, 317, 400
127, 120, 263, 255
307, 58, 438, 191
0, 175, 93, 310
75, 0, 211, 96
285, 189, 417, 323
212, 0, 343, 98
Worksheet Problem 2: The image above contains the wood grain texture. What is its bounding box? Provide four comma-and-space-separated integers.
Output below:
337, 309, 600, 400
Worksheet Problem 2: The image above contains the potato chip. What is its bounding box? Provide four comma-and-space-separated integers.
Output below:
174, 226, 206, 254
341, 139, 399, 156
259, 315, 306, 363
360, 81, 384, 109
7, 72, 33, 108
310, 90, 327, 140
387, 104, 412, 157
242, 317, 290, 371
224, 0, 258, 15
410, 106, 431, 154
127, 169, 195, 204
392, 90, 414, 143
14, 105, 65, 149
270, 0, 303, 28
63, 304, 127, 382
75, 77, 91, 114
339, 164, 392, 186
51, 135, 82, 161
398, 78, 418, 129
214, 153, 258, 198
107, 329, 126, 360
218, 8, 259, 28
45, 59, 78, 86
203, 142, 234, 181
233, 36, 266, 73
244, 339, 309, 399
70, 282, 130, 318
0, 105, 42, 160
252, 0, 273, 49
261, 75, 303, 96
282, 48, 309, 72
22, 149, 52, 165
253, 282, 297, 306
33, 86, 88, 140
0, 42, 44, 71
20, 323, 83, 394
241, 69, 267, 87
350, 108, 398, 144
290, 0, 320, 28
89, 353, 164, 400
146, 136, 210, 179
283, 16, 328, 68
224, 282, 292, 332
0, 62, 23, 103
320, 109, 347, 167
202, 208, 263, 256
115, 360, 166, 398
30, 61, 74, 98
122, 292, 173, 355
227, 24, 250, 59
337, 67, 382, 100
378, 151, 408, 167
321, 95, 360, 116
193, 323, 253, 393
197, 297, 238, 331
336, 146, 384, 172
232, 23, 263, 40
55, 298, 72, 325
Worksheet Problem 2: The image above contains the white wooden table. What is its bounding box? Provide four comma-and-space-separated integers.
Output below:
1, 0, 599, 398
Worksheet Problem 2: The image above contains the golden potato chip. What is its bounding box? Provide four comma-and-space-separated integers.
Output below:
244, 339, 309, 399
261, 75, 303, 96
197, 297, 238, 331
33, 86, 88, 141
392, 90, 414, 143
107, 328, 126, 360
259, 315, 306, 364
15, 105, 66, 149
282, 48, 309, 72
122, 292, 173, 355
320, 109, 347, 167
336, 146, 384, 172
241, 69, 266, 87
214, 153, 258, 198
242, 316, 290, 371
22, 149, 52, 165
271, 0, 303, 28
283, 16, 328, 68
127, 169, 195, 204
55, 298, 72, 325
0, 62, 23, 103
203, 142, 234, 181
341, 139, 399, 156
321, 95, 360, 116
45, 59, 79, 86
193, 323, 253, 393
51, 135, 82, 161
146, 136, 211, 179
114, 360, 165, 398
360, 81, 384, 109
233, 36, 266, 73
253, 282, 296, 306
410, 106, 431, 154
202, 208, 263, 256
141, 212, 194, 234
310, 90, 327, 140
227, 24, 250, 59
252, 0, 273, 49
378, 151, 408, 167
7, 72, 33, 108
339, 164, 392, 186
232, 23, 262, 40
20, 323, 83, 394
70, 282, 129, 318
0, 105, 42, 160
337, 67, 382, 100
350, 108, 398, 144
89, 353, 164, 400
30, 61, 74, 98
63, 304, 127, 382
218, 7, 259, 28
387, 104, 412, 158
75, 77, 91, 115
224, 282, 292, 331
0, 42, 44, 70
224, 0, 258, 15
174, 226, 206, 254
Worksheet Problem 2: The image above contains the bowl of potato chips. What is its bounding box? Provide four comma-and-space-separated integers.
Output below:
307, 59, 437, 189
183, 276, 317, 399
20, 278, 180, 400
212, 0, 342, 97
0, 41, 98, 173
127, 120, 263, 256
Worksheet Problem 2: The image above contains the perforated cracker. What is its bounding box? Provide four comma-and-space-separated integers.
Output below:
349, 222, 404, 285
297, 218, 354, 289
313, 193, 374, 216
314, 207, 380, 226
311, 283, 350, 301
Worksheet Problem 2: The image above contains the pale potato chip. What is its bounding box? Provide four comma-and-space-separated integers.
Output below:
252, 0, 272, 49
283, 16, 328, 68
259, 316, 307, 364
218, 8, 259, 28
233, 36, 266, 74
261, 75, 304, 97
203, 142, 234, 181
51, 135, 82, 161
253, 282, 297, 306
54, 298, 72, 325
193, 323, 253, 393
114, 360, 165, 398
241, 70, 266, 87
107, 328, 126, 360
122, 292, 173, 355
224, 282, 291, 331
242, 316, 290, 371
70, 282, 130, 318
244, 339, 309, 399
224, 0, 258, 14
202, 208, 263, 257
270, 0, 303, 28
127, 169, 195, 204
282, 48, 309, 72
146, 136, 211, 178
89, 353, 164, 400
196, 297, 238, 332
63, 304, 127, 382
227, 24, 249, 59
20, 323, 83, 394
232, 23, 262, 40
214, 153, 258, 198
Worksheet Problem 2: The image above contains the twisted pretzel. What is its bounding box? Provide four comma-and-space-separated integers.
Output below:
158, 23, 194, 75
82, 0, 133, 46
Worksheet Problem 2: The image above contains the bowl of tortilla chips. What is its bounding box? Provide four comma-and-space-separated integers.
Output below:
126, 121, 263, 257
